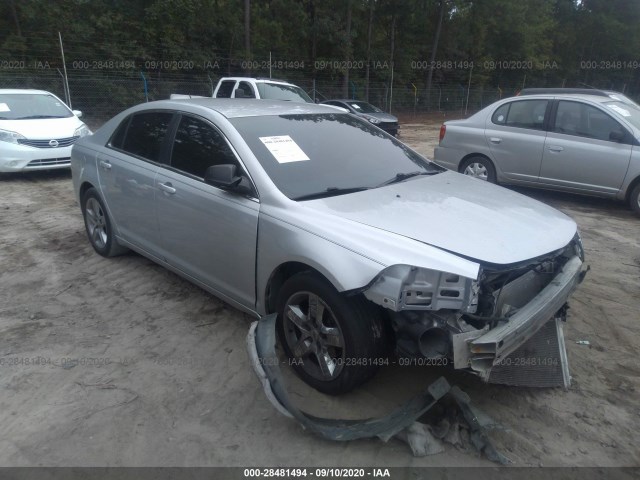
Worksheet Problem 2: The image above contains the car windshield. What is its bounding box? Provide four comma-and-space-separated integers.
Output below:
256, 83, 313, 103
347, 101, 382, 114
0, 93, 73, 120
231, 113, 441, 200
604, 101, 640, 130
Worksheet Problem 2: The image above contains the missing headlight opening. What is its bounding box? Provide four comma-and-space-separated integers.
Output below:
364, 238, 587, 388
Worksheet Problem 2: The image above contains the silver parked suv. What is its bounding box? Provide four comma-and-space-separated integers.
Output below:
434, 93, 640, 216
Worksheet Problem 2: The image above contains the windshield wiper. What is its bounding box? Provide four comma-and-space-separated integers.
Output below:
292, 186, 370, 201
376, 170, 438, 188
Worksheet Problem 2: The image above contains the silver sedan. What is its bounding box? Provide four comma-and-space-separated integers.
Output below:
434, 93, 640, 216
72, 99, 585, 394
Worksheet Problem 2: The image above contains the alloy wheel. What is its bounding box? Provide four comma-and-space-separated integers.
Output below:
85, 197, 108, 249
283, 291, 345, 381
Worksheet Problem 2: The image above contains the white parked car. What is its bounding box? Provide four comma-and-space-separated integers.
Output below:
0, 89, 91, 172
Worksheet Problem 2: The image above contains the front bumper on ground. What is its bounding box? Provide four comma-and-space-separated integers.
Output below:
454, 255, 584, 379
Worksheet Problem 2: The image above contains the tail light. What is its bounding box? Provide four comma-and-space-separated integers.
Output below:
438, 124, 446, 143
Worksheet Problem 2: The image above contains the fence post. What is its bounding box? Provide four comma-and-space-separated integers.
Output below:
140, 71, 148, 102
58, 32, 71, 108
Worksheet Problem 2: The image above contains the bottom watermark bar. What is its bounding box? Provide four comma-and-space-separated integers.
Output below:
0, 467, 636, 480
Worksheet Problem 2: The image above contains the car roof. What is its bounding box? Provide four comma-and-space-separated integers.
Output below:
147, 98, 342, 118
509, 93, 627, 104
0, 89, 56, 95
518, 88, 638, 105
218, 77, 296, 86
519, 88, 618, 97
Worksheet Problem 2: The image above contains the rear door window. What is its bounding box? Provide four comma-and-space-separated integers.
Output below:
236, 81, 256, 98
216, 80, 236, 98
119, 111, 174, 162
491, 100, 548, 130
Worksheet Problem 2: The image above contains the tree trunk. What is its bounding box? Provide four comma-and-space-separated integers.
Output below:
365, 0, 374, 102
342, 0, 352, 98
389, 12, 396, 112
309, 0, 317, 97
244, 0, 251, 74
426, 0, 445, 110
9, 0, 22, 37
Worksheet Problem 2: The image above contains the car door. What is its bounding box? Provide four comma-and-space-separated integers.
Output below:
155, 113, 259, 308
483, 99, 550, 182
98, 111, 175, 257
539, 100, 632, 194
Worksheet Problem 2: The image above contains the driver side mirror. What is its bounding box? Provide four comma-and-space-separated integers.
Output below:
72, 110, 83, 118
204, 164, 244, 191
609, 130, 625, 142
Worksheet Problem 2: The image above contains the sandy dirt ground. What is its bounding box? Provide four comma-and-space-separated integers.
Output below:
0, 120, 639, 468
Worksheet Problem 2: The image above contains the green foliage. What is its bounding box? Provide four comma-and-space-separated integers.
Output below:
1, 0, 639, 110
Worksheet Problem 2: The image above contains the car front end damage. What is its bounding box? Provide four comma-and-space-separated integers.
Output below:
362, 235, 587, 387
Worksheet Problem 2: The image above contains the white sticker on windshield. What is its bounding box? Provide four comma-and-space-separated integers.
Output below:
259, 135, 310, 163
608, 104, 631, 117
0, 103, 10, 112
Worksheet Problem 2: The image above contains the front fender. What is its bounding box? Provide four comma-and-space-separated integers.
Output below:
256, 214, 385, 314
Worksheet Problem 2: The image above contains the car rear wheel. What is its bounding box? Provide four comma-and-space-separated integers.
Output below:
460, 156, 497, 183
630, 183, 640, 216
276, 272, 387, 395
81, 187, 128, 257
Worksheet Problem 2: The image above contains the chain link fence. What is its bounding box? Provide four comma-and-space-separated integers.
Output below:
0, 69, 523, 130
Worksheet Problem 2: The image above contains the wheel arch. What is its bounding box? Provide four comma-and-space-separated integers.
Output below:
264, 261, 333, 314
624, 175, 640, 203
458, 152, 495, 173
79, 181, 97, 204
459, 153, 500, 183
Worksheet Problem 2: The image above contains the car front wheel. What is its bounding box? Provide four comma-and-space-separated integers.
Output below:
276, 272, 387, 395
460, 156, 497, 183
81, 187, 128, 257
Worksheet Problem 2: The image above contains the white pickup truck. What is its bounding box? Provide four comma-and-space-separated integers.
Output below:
171, 77, 313, 103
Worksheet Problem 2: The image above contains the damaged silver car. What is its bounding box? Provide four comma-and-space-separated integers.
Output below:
71, 99, 586, 395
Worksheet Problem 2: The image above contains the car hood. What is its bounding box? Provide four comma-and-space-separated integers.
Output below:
300, 171, 577, 265
0, 116, 83, 139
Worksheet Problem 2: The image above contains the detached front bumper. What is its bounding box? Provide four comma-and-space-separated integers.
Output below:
456, 255, 584, 379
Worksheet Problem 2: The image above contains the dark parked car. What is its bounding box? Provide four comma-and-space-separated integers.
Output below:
321, 99, 399, 136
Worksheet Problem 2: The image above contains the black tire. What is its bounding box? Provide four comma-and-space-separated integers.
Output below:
460, 156, 497, 183
629, 183, 640, 217
81, 187, 128, 257
276, 272, 387, 395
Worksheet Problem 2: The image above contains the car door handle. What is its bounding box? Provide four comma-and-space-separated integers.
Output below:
548, 146, 564, 153
489, 137, 502, 144
158, 182, 176, 194
99, 160, 112, 170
